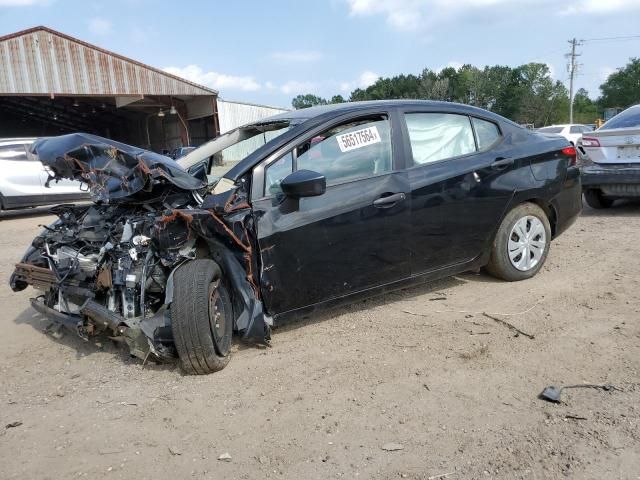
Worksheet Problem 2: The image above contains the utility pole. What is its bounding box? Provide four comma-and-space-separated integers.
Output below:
566, 38, 582, 123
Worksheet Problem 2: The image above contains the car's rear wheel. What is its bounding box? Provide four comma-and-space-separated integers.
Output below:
486, 203, 551, 282
584, 189, 614, 209
171, 259, 233, 374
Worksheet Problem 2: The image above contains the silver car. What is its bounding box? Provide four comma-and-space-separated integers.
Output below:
580, 105, 640, 208
0, 138, 88, 209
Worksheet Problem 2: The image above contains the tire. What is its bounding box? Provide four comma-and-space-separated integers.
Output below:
486, 203, 551, 282
171, 259, 233, 374
584, 189, 614, 209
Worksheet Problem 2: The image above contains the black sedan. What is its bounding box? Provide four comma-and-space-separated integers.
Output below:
11, 100, 581, 374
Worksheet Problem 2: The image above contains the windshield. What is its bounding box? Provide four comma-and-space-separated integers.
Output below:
178, 121, 291, 178
601, 106, 640, 130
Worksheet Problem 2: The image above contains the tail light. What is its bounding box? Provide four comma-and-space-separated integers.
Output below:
561, 146, 577, 166
581, 136, 601, 147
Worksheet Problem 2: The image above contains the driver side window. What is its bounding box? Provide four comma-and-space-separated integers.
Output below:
296, 116, 392, 187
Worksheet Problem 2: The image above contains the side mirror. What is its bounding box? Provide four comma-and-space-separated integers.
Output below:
280, 169, 326, 198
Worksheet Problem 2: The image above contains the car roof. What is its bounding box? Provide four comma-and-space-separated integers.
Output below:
263, 99, 512, 124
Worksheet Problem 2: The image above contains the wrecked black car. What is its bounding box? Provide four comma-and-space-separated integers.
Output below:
11, 101, 582, 374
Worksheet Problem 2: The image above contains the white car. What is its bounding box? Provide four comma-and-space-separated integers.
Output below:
537, 124, 593, 145
581, 105, 640, 208
0, 138, 89, 209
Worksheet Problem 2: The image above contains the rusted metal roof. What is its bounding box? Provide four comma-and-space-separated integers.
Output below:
0, 26, 217, 96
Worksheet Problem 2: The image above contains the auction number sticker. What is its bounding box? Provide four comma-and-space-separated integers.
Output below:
336, 126, 381, 153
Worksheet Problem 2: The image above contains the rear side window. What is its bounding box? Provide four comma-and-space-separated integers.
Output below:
472, 118, 501, 150
569, 126, 582, 134
296, 116, 392, 186
0, 144, 29, 161
601, 107, 640, 130
405, 113, 475, 165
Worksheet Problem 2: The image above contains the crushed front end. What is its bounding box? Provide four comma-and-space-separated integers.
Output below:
10, 133, 270, 364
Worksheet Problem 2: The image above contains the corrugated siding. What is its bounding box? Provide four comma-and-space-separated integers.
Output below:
217, 99, 288, 133
217, 100, 289, 162
0, 29, 214, 96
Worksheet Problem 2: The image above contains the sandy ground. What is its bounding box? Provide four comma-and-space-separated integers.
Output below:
0, 202, 638, 480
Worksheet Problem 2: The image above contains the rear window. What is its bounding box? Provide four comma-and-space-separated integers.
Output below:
538, 126, 563, 134
601, 106, 640, 130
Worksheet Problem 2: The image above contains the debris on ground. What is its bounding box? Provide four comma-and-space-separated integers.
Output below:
381, 443, 404, 451
5, 421, 22, 429
168, 446, 182, 456
218, 452, 232, 462
539, 384, 617, 403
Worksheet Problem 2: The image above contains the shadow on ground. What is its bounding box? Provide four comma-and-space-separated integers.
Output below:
12, 271, 493, 367
581, 198, 640, 217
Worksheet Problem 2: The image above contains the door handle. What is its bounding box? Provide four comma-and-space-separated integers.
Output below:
491, 157, 514, 170
373, 192, 406, 208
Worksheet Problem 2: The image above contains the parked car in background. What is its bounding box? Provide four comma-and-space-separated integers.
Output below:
11, 101, 581, 374
537, 124, 593, 145
170, 146, 196, 159
581, 104, 640, 208
0, 137, 88, 209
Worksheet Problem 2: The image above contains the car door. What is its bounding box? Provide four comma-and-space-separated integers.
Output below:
251, 111, 411, 315
0, 142, 45, 208
401, 110, 518, 274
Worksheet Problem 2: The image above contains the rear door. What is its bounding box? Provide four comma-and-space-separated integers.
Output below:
252, 110, 411, 315
0, 142, 45, 208
400, 110, 518, 273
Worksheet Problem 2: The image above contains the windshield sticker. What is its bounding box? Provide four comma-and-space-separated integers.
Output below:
336, 126, 381, 153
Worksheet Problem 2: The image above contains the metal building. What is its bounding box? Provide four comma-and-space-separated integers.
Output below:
216, 99, 288, 134
0, 26, 219, 152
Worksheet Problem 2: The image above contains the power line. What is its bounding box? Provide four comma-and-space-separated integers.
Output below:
581, 34, 640, 43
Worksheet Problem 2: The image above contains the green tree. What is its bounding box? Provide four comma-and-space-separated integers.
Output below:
573, 88, 598, 124
330, 95, 346, 103
291, 94, 328, 109
599, 58, 640, 108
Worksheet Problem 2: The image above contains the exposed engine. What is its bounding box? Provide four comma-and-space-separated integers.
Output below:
14, 197, 202, 361
10, 133, 270, 367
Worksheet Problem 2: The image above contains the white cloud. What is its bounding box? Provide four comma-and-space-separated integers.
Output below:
340, 70, 380, 92
88, 18, 112, 35
560, 0, 640, 15
346, 0, 511, 30
0, 0, 51, 5
346, 0, 640, 30
163, 65, 261, 92
280, 80, 318, 95
270, 50, 323, 63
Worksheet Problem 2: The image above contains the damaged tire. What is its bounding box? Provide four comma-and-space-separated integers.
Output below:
171, 259, 233, 374
486, 202, 551, 282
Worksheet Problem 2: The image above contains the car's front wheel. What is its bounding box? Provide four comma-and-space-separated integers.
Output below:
583, 189, 614, 209
171, 259, 233, 374
486, 203, 551, 281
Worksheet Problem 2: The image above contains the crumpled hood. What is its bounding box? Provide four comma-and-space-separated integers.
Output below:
31, 133, 207, 202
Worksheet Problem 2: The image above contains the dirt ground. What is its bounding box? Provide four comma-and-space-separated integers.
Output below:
0, 203, 638, 480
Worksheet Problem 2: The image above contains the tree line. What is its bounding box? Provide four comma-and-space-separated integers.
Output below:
291, 58, 640, 126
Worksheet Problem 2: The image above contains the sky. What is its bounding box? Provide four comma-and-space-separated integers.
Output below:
1, 0, 639, 108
